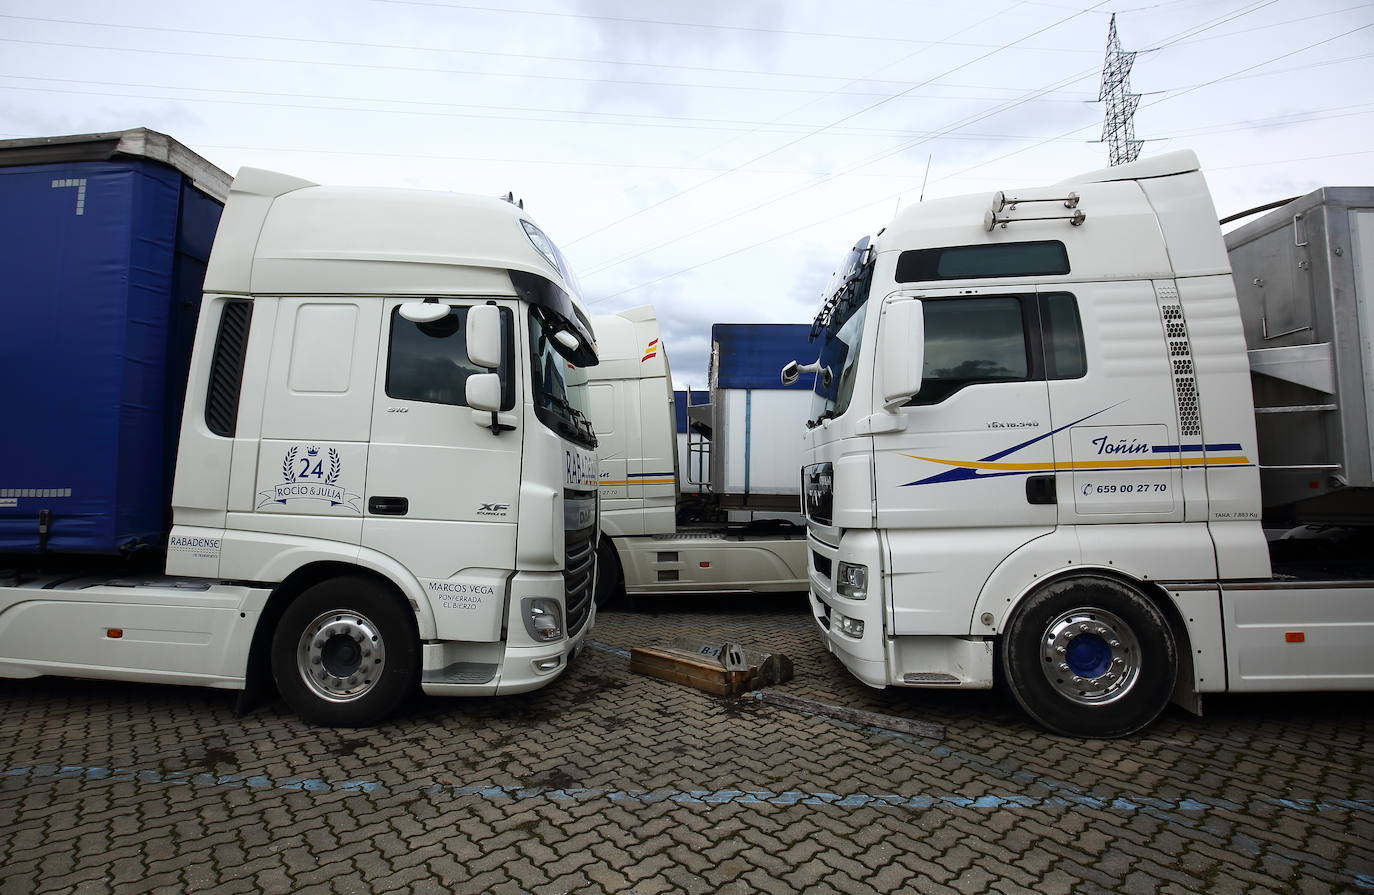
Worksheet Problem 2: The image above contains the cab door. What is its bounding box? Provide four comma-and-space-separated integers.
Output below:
1042, 281, 1188, 526
873, 287, 1057, 635
363, 299, 522, 592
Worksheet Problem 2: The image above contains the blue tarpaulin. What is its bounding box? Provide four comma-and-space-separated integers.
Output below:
0, 159, 223, 554
711, 324, 817, 390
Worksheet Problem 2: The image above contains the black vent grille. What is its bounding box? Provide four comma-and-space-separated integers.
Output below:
205, 300, 253, 438
564, 524, 595, 636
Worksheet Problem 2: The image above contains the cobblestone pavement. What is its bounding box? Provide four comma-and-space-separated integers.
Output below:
2, 594, 1371, 895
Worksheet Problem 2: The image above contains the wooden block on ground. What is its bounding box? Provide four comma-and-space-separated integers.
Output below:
630, 646, 754, 696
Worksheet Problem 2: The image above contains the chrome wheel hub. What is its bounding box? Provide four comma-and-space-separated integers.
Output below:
297, 610, 386, 702
1039, 607, 1140, 705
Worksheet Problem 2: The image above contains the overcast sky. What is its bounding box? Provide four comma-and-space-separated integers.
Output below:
4, 0, 1370, 386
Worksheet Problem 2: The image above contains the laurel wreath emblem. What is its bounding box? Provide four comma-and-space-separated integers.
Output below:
282, 446, 298, 483
326, 448, 341, 484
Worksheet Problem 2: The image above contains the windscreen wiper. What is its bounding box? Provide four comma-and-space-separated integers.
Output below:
542, 393, 598, 446
806, 409, 838, 430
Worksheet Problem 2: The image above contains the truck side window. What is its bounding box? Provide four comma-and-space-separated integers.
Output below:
1042, 292, 1086, 380
912, 297, 1029, 405
385, 305, 514, 408
205, 299, 253, 438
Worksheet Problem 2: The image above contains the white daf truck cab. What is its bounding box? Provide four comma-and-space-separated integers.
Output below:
0, 136, 599, 726
796, 150, 1374, 737
587, 307, 807, 603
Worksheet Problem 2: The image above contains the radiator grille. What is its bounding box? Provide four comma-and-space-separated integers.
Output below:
564, 523, 595, 636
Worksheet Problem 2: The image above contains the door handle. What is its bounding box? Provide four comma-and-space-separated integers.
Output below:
1025, 475, 1056, 505
368, 496, 409, 516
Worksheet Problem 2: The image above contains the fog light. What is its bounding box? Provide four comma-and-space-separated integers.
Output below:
836, 614, 864, 638
533, 657, 562, 672
521, 598, 564, 642
836, 562, 868, 600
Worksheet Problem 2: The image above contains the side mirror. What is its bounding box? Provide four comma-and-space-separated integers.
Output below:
780, 360, 832, 388
467, 304, 503, 369
466, 372, 502, 412
879, 298, 924, 409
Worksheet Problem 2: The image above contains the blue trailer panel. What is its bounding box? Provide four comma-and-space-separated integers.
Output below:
711, 323, 817, 390
0, 142, 226, 555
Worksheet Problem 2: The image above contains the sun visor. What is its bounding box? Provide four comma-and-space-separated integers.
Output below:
508, 269, 599, 365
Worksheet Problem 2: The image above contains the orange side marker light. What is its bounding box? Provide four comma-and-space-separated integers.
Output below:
107, 628, 124, 639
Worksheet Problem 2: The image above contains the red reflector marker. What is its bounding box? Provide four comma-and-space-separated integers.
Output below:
699, 562, 710, 568
107, 628, 124, 639
1285, 632, 1305, 643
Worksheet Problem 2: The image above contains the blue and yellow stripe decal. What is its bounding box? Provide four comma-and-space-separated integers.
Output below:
601, 471, 676, 486
902, 407, 1250, 487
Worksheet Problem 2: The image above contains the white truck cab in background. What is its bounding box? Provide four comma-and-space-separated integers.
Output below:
587, 307, 807, 603
1, 137, 599, 726
800, 150, 1374, 737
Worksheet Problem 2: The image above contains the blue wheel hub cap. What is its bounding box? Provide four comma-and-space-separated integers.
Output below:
1065, 633, 1112, 678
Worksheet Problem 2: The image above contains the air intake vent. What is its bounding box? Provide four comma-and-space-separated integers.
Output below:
205, 300, 253, 438
1156, 291, 1201, 438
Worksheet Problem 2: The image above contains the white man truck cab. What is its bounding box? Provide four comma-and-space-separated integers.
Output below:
798, 150, 1374, 737
0, 144, 598, 726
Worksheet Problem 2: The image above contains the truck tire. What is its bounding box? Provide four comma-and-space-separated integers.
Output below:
270, 576, 419, 727
1001, 575, 1176, 739
594, 538, 624, 610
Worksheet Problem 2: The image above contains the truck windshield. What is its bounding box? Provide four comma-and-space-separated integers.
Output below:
811, 302, 868, 424
529, 307, 596, 449
809, 241, 875, 425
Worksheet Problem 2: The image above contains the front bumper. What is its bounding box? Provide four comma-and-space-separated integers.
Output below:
808, 529, 993, 690
419, 569, 596, 697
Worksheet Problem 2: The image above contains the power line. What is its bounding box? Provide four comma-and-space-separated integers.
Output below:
369, 0, 1103, 50
581, 69, 1104, 280
0, 12, 1094, 71
585, 0, 1316, 302
572, 0, 1284, 259
0, 74, 1102, 141
563, 3, 1020, 247
0, 36, 1095, 104
1148, 21, 1373, 107
567, 0, 1113, 251
1144, 3, 1374, 49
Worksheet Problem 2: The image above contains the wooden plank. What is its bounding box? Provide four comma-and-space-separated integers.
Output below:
630, 647, 752, 696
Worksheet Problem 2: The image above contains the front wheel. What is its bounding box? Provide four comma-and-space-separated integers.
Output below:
271, 576, 419, 726
594, 538, 624, 610
1001, 575, 1176, 739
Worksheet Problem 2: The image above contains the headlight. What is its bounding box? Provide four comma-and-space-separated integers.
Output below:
836, 562, 868, 600
521, 597, 564, 642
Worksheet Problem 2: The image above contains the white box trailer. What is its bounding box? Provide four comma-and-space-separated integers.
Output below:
588, 308, 807, 603
705, 324, 815, 510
